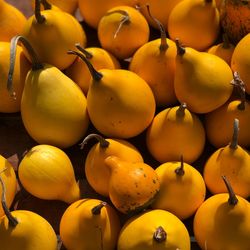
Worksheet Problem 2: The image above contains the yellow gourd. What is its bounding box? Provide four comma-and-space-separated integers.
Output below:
60, 198, 121, 250
117, 209, 191, 250
0, 175, 58, 250
78, 0, 137, 29
0, 41, 30, 113
97, 6, 150, 59
81, 133, 144, 197
65, 44, 120, 96
21, 0, 87, 70
151, 156, 206, 220
174, 40, 233, 113
104, 156, 160, 214
0, 155, 17, 218
146, 103, 205, 163
18, 144, 81, 203
0, 0, 27, 42
194, 176, 250, 250
68, 48, 155, 138
203, 119, 250, 198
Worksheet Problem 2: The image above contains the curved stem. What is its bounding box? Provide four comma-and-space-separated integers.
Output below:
0, 175, 18, 227
229, 119, 239, 149
35, 0, 46, 24
222, 33, 231, 49
175, 155, 185, 176
41, 0, 52, 10
7, 35, 43, 98
67, 50, 103, 81
91, 202, 107, 215
221, 176, 238, 206
79, 133, 110, 150
146, 4, 168, 51
153, 226, 167, 243
175, 38, 185, 56
75, 43, 93, 59
176, 103, 187, 117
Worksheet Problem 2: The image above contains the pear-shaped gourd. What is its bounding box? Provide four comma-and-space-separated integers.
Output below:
18, 144, 81, 204
81, 133, 144, 197
129, 8, 177, 107
104, 156, 160, 214
203, 119, 250, 198
0, 175, 58, 250
174, 40, 233, 113
168, 0, 220, 51
0, 155, 17, 218
68, 48, 155, 139
21, 0, 87, 70
60, 198, 121, 250
146, 103, 205, 163
8, 36, 89, 148
151, 156, 206, 220
205, 72, 250, 148
117, 209, 191, 250
194, 176, 250, 250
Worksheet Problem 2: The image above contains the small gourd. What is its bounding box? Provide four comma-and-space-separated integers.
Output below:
60, 198, 121, 250
151, 155, 206, 220
194, 176, 250, 250
146, 103, 206, 163
18, 144, 81, 203
104, 156, 160, 214
117, 209, 191, 250
81, 133, 144, 197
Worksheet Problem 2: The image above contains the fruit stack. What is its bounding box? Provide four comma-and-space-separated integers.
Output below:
1, 0, 250, 250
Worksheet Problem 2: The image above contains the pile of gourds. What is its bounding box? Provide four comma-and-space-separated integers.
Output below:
1, 0, 250, 249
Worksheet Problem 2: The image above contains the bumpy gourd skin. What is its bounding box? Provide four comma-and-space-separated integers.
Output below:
21, 9, 87, 70
0, 210, 58, 250
21, 64, 89, 148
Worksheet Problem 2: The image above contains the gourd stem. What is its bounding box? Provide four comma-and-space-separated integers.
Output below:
91, 202, 107, 215
41, 0, 52, 10
229, 119, 239, 149
146, 4, 168, 51
35, 0, 46, 24
176, 103, 187, 117
222, 33, 231, 49
0, 175, 18, 227
175, 38, 185, 56
175, 155, 185, 176
75, 43, 93, 59
79, 133, 110, 150
7, 35, 43, 98
67, 50, 103, 81
153, 226, 167, 243
231, 71, 246, 111
205, 0, 212, 3
221, 175, 238, 206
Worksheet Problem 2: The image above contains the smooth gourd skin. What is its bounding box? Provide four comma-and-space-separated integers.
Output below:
78, 0, 137, 29
146, 106, 205, 163
129, 38, 178, 107
168, 0, 220, 51
87, 69, 156, 138
174, 48, 234, 113
0, 1, 27, 42
203, 145, 250, 198
85, 138, 144, 197
21, 65, 89, 148
18, 144, 81, 203
193, 194, 250, 250
97, 5, 150, 60
117, 209, 191, 250
231, 34, 250, 94
65, 47, 120, 96
151, 161, 206, 220
21, 9, 87, 70
0, 155, 17, 218
205, 100, 250, 148
60, 198, 121, 250
0, 42, 30, 113
0, 210, 58, 250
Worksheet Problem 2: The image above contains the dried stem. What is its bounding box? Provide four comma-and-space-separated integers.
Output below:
153, 226, 167, 243
91, 202, 107, 215
35, 0, 46, 23
75, 43, 93, 59
221, 175, 238, 206
229, 119, 239, 149
176, 103, 187, 117
175, 155, 185, 176
79, 134, 110, 150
